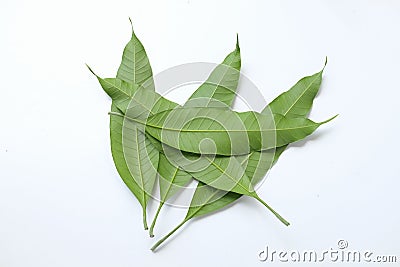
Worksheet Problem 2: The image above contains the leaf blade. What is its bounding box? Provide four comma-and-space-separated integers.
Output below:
266, 59, 326, 117
145, 107, 329, 155
185, 38, 241, 108
117, 18, 155, 90
247, 61, 329, 188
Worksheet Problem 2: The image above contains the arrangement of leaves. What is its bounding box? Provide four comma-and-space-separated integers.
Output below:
87, 19, 336, 251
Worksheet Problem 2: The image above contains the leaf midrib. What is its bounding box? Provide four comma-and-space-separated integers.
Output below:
102, 78, 132, 99
161, 166, 179, 202
282, 74, 320, 116
135, 128, 147, 207
114, 112, 318, 133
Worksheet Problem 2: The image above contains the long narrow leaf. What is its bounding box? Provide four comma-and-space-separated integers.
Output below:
145, 107, 334, 155
149, 41, 242, 236
246, 60, 329, 183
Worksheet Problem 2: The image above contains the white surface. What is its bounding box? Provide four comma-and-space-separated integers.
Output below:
1, 0, 400, 266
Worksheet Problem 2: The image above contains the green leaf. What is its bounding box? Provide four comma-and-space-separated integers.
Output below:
237, 113, 335, 181
109, 104, 151, 229
150, 40, 247, 244
184, 37, 241, 108
245, 60, 329, 188
144, 107, 333, 155
265, 58, 327, 118
88, 69, 160, 230
121, 120, 159, 216
273, 113, 336, 145
149, 43, 241, 237
86, 67, 153, 229
91, 73, 178, 233
145, 107, 249, 155
117, 18, 155, 90
88, 19, 157, 229
119, 86, 179, 235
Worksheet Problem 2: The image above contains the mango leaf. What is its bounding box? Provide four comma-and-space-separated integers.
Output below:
106, 89, 177, 232
117, 18, 154, 90
110, 20, 160, 230
88, 20, 157, 229
266, 58, 326, 118
121, 120, 159, 214
149, 43, 241, 236
151, 39, 248, 245
184, 36, 241, 108
144, 107, 334, 155
246, 60, 329, 183
87, 68, 153, 229
109, 103, 151, 228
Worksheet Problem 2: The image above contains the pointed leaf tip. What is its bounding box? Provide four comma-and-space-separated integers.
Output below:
236, 33, 240, 50
321, 114, 339, 125
128, 17, 135, 36
85, 64, 97, 77
321, 56, 328, 72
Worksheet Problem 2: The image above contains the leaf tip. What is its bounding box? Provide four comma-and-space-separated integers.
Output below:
128, 17, 135, 36
321, 56, 328, 73
235, 33, 240, 51
85, 64, 96, 77
321, 114, 339, 124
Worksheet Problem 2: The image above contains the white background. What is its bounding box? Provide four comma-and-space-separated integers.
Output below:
1, 0, 399, 266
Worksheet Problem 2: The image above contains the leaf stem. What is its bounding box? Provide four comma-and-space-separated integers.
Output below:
108, 111, 125, 118
254, 195, 290, 226
142, 206, 148, 230
150, 219, 188, 252
149, 201, 164, 237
